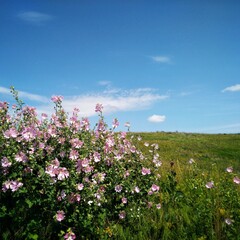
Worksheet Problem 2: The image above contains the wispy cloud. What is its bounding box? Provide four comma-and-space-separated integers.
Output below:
151, 56, 171, 63
17, 11, 53, 25
148, 114, 166, 123
98, 81, 112, 87
1, 86, 166, 117
222, 84, 240, 92
0, 86, 49, 103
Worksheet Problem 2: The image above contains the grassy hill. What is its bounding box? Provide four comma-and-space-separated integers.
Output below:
134, 132, 240, 172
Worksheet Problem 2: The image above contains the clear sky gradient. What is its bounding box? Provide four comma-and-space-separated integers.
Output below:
1, 0, 240, 133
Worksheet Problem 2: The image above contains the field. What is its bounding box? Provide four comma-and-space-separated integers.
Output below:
114, 132, 240, 240
1, 94, 240, 239
137, 132, 240, 171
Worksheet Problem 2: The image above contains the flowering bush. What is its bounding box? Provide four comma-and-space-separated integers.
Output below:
0, 88, 161, 239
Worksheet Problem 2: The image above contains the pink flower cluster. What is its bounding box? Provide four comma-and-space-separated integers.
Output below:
45, 159, 69, 180
2, 180, 23, 192
1, 96, 163, 239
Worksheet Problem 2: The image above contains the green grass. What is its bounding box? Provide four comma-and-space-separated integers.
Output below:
136, 132, 240, 171
112, 132, 240, 240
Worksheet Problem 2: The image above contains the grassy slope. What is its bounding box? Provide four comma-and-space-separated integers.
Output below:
135, 132, 240, 172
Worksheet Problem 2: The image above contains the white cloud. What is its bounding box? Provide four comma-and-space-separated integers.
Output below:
148, 114, 166, 123
222, 84, 240, 92
0, 86, 49, 103
151, 56, 171, 63
17, 11, 53, 25
34, 88, 168, 117
1, 85, 168, 117
98, 81, 111, 86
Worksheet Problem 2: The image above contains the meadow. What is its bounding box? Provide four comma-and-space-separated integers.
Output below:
112, 132, 240, 240
1, 89, 240, 240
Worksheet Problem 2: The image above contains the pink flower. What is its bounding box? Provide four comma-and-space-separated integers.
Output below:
119, 211, 126, 219
4, 128, 18, 138
233, 176, 240, 184
226, 167, 233, 173
41, 113, 48, 120
115, 185, 123, 193
69, 150, 79, 160
134, 186, 140, 193
141, 167, 151, 175
51, 95, 63, 103
70, 138, 83, 149
64, 231, 76, 240
124, 170, 130, 178
55, 210, 65, 222
93, 152, 101, 162
206, 181, 214, 189
57, 167, 69, 180
77, 183, 84, 190
0, 101, 8, 110
1, 157, 12, 168
81, 158, 89, 167
122, 197, 127, 204
15, 152, 28, 162
2, 180, 23, 192
156, 203, 162, 209
151, 184, 160, 192
112, 118, 119, 128
124, 122, 130, 128
95, 103, 103, 113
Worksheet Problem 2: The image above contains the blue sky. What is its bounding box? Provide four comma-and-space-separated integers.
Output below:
0, 0, 240, 133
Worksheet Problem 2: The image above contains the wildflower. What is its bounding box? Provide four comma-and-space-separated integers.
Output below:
2, 180, 23, 192
51, 95, 63, 103
226, 167, 233, 173
77, 183, 84, 190
70, 138, 83, 149
233, 176, 240, 184
206, 181, 214, 189
93, 152, 101, 162
122, 197, 127, 204
57, 167, 69, 180
1, 157, 12, 168
141, 167, 151, 175
95, 103, 103, 113
64, 230, 76, 240
124, 170, 130, 178
15, 152, 28, 162
4, 128, 18, 138
156, 203, 162, 209
151, 184, 160, 192
189, 158, 195, 164
144, 142, 149, 147
225, 218, 232, 225
0, 101, 8, 110
119, 211, 126, 219
134, 186, 140, 193
81, 158, 89, 168
124, 122, 130, 128
112, 118, 119, 128
41, 113, 48, 120
69, 150, 79, 160
55, 210, 65, 222
115, 185, 123, 193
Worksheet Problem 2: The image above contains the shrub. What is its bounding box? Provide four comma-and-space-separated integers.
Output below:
0, 88, 161, 239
